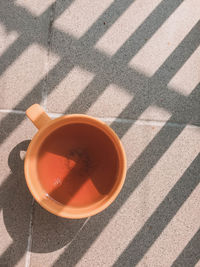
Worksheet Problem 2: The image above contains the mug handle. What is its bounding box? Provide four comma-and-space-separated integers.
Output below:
26, 104, 51, 130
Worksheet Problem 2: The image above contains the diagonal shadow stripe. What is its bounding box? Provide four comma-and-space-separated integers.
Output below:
111, 20, 200, 138
79, 0, 137, 47
112, 0, 184, 63
113, 153, 200, 267
171, 228, 200, 267
114, 83, 200, 207
0, 35, 32, 77
0, 241, 26, 266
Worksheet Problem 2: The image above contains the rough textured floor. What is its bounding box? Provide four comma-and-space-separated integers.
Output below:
0, 0, 200, 266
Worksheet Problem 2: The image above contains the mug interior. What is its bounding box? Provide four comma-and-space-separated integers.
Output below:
37, 123, 119, 208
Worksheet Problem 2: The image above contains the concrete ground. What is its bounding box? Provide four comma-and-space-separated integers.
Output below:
0, 0, 200, 266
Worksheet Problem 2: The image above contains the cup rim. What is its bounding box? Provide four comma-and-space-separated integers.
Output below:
24, 114, 126, 218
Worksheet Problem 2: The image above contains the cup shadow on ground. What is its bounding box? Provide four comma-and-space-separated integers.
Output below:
0, 140, 32, 265
3, 140, 88, 257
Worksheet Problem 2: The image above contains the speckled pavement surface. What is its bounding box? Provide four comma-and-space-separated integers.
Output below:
0, 0, 200, 266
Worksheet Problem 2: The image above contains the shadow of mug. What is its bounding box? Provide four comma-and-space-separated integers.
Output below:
3, 140, 87, 254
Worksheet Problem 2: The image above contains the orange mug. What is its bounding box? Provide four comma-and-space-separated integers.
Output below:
24, 104, 126, 218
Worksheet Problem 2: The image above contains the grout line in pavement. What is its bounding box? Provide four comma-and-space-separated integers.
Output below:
0, 109, 199, 129
41, 76, 48, 110
25, 198, 35, 267
41, 48, 50, 111
42, 2, 57, 111
0, 109, 26, 114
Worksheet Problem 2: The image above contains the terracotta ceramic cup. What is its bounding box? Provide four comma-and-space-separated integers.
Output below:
24, 104, 126, 218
